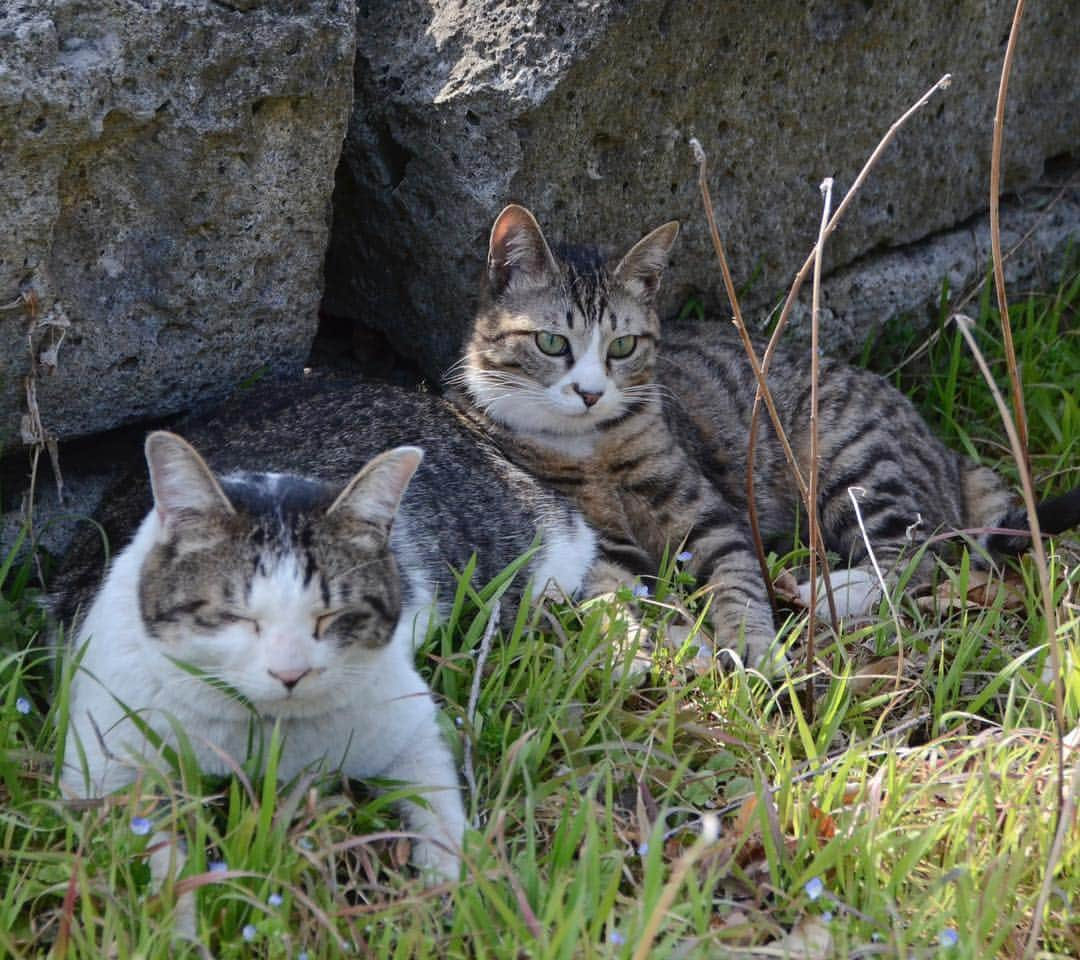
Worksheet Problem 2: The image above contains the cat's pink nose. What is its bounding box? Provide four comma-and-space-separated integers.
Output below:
573, 385, 603, 408
268, 667, 310, 691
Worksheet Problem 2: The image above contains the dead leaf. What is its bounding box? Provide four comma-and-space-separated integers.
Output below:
392, 836, 411, 869
809, 804, 837, 840
850, 656, 902, 695
733, 794, 758, 837
916, 569, 1026, 613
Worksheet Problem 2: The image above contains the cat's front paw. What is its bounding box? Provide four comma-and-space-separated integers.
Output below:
411, 837, 461, 886
736, 631, 790, 677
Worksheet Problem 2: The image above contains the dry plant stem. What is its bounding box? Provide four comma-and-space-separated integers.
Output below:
952, 314, 1063, 800
745, 73, 952, 588
690, 138, 838, 630
1025, 735, 1080, 959
806, 177, 835, 691
463, 599, 500, 825
767, 74, 952, 351
690, 138, 777, 613
990, 0, 1030, 471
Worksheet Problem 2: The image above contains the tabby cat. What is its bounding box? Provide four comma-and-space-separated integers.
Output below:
450, 204, 1080, 667
55, 376, 598, 901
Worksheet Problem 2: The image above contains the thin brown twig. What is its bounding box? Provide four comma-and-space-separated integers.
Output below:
985, 5, 1067, 953
690, 139, 838, 632
764, 74, 953, 353
990, 0, 1029, 473
744, 76, 952, 621
690, 139, 777, 613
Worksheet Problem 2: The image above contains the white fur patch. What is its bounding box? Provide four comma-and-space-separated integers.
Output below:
797, 568, 883, 619
530, 514, 598, 599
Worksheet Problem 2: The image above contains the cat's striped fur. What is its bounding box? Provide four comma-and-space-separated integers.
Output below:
450, 204, 1080, 667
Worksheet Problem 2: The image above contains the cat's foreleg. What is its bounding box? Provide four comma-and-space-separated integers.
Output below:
682, 514, 782, 672
378, 719, 466, 884
147, 829, 198, 939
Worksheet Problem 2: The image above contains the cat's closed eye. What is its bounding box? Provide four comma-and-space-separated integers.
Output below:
219, 611, 259, 631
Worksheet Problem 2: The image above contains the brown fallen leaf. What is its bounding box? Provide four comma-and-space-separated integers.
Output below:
916, 569, 1026, 613
809, 803, 837, 840
850, 656, 902, 695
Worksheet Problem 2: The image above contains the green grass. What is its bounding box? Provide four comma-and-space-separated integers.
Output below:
1, 276, 1078, 958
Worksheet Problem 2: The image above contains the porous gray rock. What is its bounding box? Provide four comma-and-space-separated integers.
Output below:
0, 0, 356, 445
324, 0, 1078, 380
793, 175, 1080, 355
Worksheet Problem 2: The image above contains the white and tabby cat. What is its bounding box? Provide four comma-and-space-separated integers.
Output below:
450, 204, 1080, 667
55, 377, 598, 906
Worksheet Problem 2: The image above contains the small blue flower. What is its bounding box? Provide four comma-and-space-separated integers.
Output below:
636, 841, 649, 856
676, 551, 693, 563
208, 860, 228, 874
609, 930, 625, 946
298, 954, 309, 960
15, 697, 31, 716
130, 816, 152, 836
299, 836, 315, 851
242, 923, 257, 942
455, 716, 464, 727
267, 892, 283, 907
939, 928, 958, 948
821, 911, 833, 923
631, 583, 650, 598
804, 876, 824, 901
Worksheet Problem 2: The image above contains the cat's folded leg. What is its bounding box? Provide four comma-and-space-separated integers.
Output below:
796, 567, 883, 620
376, 720, 466, 884
146, 829, 198, 940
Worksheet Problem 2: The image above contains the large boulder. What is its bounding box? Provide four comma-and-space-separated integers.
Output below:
0, 0, 356, 445
324, 0, 1078, 381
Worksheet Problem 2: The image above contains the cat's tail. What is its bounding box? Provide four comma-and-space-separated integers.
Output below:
986, 485, 1080, 555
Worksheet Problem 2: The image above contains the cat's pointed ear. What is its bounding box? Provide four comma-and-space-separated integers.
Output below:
613, 221, 680, 302
145, 431, 235, 525
487, 204, 559, 298
328, 446, 423, 534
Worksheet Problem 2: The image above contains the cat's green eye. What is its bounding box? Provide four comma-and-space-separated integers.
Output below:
535, 331, 570, 356
607, 335, 638, 359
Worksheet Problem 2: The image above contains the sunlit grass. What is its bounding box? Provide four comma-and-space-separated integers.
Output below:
0, 280, 1077, 957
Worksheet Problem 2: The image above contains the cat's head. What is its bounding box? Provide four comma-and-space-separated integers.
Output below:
457, 204, 679, 445
137, 431, 422, 716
